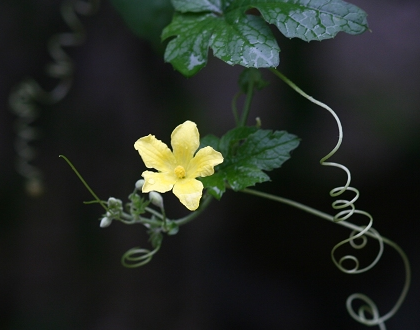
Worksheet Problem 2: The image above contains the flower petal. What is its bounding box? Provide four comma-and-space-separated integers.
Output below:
172, 178, 203, 211
187, 146, 224, 178
134, 134, 176, 172
142, 171, 176, 193
171, 121, 199, 167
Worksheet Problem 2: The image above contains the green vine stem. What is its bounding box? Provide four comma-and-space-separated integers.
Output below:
232, 91, 241, 126
59, 155, 108, 211
174, 194, 213, 226
241, 188, 410, 329
238, 77, 255, 127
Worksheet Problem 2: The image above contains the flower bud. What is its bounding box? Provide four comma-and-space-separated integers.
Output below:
100, 217, 112, 228
106, 197, 123, 218
149, 191, 164, 208
108, 197, 122, 208
135, 179, 145, 190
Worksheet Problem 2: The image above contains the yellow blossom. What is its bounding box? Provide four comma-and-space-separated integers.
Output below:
134, 121, 223, 211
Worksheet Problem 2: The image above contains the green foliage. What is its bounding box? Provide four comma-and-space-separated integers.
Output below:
108, 0, 174, 51
162, 0, 368, 76
200, 126, 300, 199
238, 68, 269, 93
127, 193, 150, 216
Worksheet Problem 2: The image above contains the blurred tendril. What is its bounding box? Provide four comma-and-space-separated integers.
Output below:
121, 245, 161, 268
8, 0, 100, 197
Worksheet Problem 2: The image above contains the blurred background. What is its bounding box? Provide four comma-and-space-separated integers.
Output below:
1, 0, 419, 329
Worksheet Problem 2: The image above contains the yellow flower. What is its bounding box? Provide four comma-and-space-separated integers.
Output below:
134, 121, 223, 211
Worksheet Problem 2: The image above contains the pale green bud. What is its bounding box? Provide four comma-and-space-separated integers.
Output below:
100, 217, 112, 228
135, 179, 145, 190
107, 197, 122, 208
149, 191, 163, 208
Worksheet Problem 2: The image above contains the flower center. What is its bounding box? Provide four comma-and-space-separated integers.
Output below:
174, 165, 186, 179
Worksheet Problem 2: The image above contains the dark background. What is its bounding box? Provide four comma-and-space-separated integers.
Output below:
1, 0, 419, 329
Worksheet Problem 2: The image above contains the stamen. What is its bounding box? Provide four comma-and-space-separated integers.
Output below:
174, 165, 186, 179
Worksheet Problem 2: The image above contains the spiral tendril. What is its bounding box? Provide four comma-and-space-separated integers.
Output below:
270, 68, 410, 328
8, 0, 100, 196
121, 246, 161, 268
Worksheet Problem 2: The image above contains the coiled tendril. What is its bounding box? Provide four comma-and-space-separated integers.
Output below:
121, 245, 161, 268
9, 0, 100, 196
270, 68, 410, 329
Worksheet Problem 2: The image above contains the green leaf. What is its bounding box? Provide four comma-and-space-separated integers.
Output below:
200, 134, 226, 199
128, 193, 150, 216
224, 165, 270, 190
200, 134, 220, 150
200, 172, 226, 200
222, 128, 300, 191
109, 0, 174, 51
201, 126, 300, 198
162, 11, 280, 76
234, 129, 300, 171
231, 0, 369, 42
162, 0, 368, 76
172, 0, 223, 13
218, 126, 257, 156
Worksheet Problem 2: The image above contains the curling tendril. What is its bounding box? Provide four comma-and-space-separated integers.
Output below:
260, 68, 411, 329
8, 0, 100, 196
